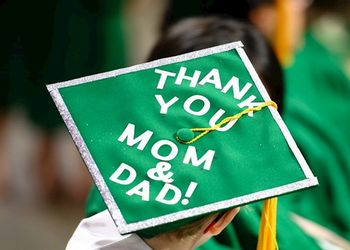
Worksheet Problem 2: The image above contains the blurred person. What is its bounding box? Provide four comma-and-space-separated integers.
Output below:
250, 1, 350, 244
163, 0, 311, 64
42, 0, 128, 203
282, 28, 350, 241
0, 1, 13, 197
250, 1, 350, 241
1, 0, 128, 205
308, 0, 350, 77
1, 1, 162, 248
0, 79, 8, 197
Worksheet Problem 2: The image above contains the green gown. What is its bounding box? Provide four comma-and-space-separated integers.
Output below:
3, 0, 126, 130
281, 33, 350, 240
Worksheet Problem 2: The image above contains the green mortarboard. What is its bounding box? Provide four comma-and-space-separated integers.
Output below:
47, 41, 318, 236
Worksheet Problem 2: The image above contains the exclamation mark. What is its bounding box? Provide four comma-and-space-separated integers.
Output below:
181, 182, 198, 205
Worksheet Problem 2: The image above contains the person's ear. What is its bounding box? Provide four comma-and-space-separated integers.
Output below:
204, 207, 240, 236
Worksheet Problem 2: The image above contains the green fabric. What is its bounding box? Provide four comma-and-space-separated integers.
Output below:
281, 33, 350, 240
197, 202, 321, 250
57, 46, 315, 235
310, 18, 350, 78
86, 185, 107, 216
1, 0, 58, 113
221, 202, 320, 250
2, 0, 126, 130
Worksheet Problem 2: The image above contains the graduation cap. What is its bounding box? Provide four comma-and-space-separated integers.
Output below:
47, 41, 317, 247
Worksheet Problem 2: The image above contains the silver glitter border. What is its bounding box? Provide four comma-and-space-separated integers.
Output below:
47, 41, 243, 91
236, 47, 315, 179
47, 41, 318, 235
48, 89, 125, 227
117, 178, 318, 234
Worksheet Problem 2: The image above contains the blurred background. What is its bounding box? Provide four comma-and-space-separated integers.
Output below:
0, 0, 349, 249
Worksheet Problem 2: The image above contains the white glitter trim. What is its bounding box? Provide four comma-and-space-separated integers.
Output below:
236, 47, 315, 179
117, 177, 318, 234
48, 89, 126, 228
46, 41, 243, 91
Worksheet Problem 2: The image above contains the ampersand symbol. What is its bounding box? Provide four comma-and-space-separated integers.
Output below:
147, 162, 174, 183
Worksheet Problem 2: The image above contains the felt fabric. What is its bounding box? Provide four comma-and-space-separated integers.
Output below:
51, 43, 316, 236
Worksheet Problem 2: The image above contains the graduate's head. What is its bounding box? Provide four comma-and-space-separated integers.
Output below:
137, 16, 280, 246
49, 13, 317, 250
149, 16, 284, 111
141, 208, 240, 249
163, 0, 312, 61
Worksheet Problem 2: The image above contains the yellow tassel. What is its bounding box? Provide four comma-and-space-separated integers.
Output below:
176, 101, 278, 144
257, 198, 279, 250
274, 0, 293, 66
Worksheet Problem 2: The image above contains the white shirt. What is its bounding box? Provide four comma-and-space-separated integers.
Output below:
66, 210, 152, 250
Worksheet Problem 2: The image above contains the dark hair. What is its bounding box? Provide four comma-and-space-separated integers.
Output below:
162, 0, 275, 30
149, 16, 284, 110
